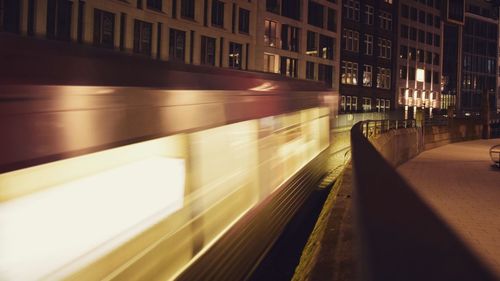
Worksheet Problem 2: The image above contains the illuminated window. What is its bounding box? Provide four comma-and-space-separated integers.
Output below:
341, 61, 358, 85
363, 64, 372, 87
377, 67, 391, 89
319, 34, 334, 60
362, 97, 372, 112
228, 42, 242, 69
264, 19, 278, 47
264, 53, 277, 73
306, 31, 317, 56
280, 56, 298, 78
416, 68, 425, 82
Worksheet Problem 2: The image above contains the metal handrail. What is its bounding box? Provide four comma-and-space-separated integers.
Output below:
490, 144, 500, 168
359, 119, 417, 138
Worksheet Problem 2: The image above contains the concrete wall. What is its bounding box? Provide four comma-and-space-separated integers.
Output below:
424, 120, 483, 150
370, 127, 424, 167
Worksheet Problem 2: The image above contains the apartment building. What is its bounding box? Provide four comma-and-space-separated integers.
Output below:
256, 0, 340, 90
397, 0, 443, 118
0, 0, 341, 91
339, 0, 397, 114
460, 1, 498, 115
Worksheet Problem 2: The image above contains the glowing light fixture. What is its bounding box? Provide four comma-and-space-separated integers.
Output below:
416, 68, 425, 82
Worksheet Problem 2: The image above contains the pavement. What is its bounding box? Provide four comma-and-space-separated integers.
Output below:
398, 139, 500, 278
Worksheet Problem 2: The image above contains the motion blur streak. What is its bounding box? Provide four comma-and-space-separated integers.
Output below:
0, 106, 329, 281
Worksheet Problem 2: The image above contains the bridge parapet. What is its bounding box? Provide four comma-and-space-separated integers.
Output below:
350, 121, 497, 281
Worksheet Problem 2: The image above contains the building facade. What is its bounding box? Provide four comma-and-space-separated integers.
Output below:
460, 1, 498, 115
256, 0, 340, 90
339, 0, 397, 114
396, 0, 443, 118
0, 0, 340, 93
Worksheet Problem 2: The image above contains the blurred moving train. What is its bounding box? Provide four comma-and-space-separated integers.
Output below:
0, 34, 337, 280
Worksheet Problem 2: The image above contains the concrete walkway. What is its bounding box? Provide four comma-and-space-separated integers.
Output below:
398, 139, 500, 277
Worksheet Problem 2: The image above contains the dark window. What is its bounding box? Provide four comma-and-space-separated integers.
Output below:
169, 28, 186, 62
327, 8, 336, 31
399, 66, 407, 79
201, 35, 216, 66
426, 51, 432, 64
228, 42, 243, 69
133, 20, 152, 55
282, 0, 301, 20
433, 71, 440, 84
212, 0, 224, 27
426, 32, 433, 45
418, 30, 425, 43
147, 0, 162, 11
0, 0, 20, 33
410, 7, 417, 21
137, 0, 143, 9
448, 0, 464, 22
318, 64, 333, 87
401, 24, 408, 38
307, 31, 317, 56
27, 0, 35, 35
434, 34, 440, 47
157, 23, 162, 59
120, 13, 126, 51
172, 0, 177, 18
427, 13, 433, 26
409, 67, 416, 80
181, 0, 195, 19
425, 70, 431, 83
281, 25, 299, 52
402, 4, 409, 18
308, 1, 324, 28
435, 0, 441, 9
409, 27, 416, 41
419, 11, 425, 24
47, 0, 72, 40
319, 34, 334, 60
93, 9, 115, 48
238, 8, 249, 34
306, 61, 315, 79
409, 47, 416, 61
77, 0, 84, 42
418, 49, 424, 62
266, 0, 280, 14
433, 53, 439, 65
434, 15, 440, 28
400, 45, 408, 59
280, 56, 298, 78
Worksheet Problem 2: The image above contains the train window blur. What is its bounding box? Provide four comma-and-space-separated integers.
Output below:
0, 107, 329, 280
